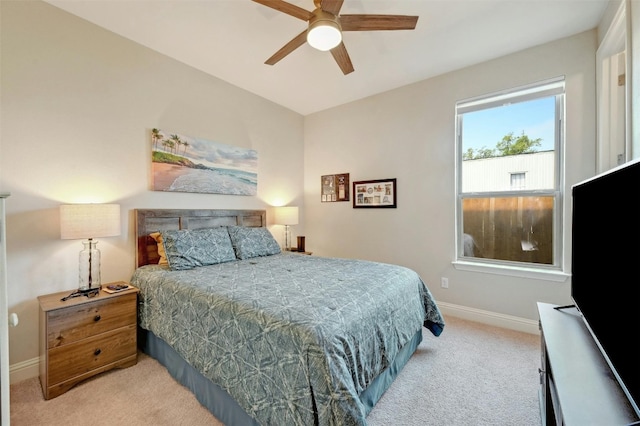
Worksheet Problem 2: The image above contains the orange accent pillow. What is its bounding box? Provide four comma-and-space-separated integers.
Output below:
149, 232, 168, 265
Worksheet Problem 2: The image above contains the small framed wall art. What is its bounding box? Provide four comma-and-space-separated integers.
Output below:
321, 173, 350, 202
353, 178, 397, 208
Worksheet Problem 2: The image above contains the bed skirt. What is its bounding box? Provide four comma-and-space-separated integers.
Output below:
139, 327, 423, 424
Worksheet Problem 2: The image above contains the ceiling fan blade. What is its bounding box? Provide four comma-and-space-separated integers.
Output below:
319, 0, 344, 15
265, 30, 308, 65
340, 15, 419, 31
252, 0, 314, 21
330, 42, 354, 75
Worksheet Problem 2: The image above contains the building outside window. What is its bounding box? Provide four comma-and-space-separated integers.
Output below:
455, 78, 564, 271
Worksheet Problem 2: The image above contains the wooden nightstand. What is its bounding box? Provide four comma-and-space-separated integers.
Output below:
38, 282, 139, 400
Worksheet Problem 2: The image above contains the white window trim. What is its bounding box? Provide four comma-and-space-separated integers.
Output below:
452, 259, 569, 282
454, 77, 566, 278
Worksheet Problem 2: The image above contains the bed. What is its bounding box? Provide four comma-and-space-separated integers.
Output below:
131, 208, 444, 425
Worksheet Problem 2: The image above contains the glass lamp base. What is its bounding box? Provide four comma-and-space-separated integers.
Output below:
283, 225, 292, 251
78, 239, 101, 291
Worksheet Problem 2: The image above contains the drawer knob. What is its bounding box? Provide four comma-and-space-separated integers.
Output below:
94, 349, 102, 356
93, 315, 101, 322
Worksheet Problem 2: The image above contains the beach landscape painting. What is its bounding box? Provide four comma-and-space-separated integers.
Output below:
151, 128, 258, 195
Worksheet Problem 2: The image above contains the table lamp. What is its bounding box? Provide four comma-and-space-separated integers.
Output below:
60, 204, 121, 294
274, 206, 298, 251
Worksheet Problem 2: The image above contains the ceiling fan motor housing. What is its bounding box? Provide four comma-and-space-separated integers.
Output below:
307, 9, 342, 51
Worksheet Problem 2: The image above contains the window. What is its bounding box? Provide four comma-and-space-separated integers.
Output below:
510, 172, 526, 190
455, 78, 564, 273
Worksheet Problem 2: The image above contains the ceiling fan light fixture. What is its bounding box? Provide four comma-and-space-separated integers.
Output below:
307, 12, 342, 51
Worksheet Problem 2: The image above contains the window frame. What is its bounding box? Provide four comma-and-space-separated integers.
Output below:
453, 78, 568, 282
510, 172, 526, 190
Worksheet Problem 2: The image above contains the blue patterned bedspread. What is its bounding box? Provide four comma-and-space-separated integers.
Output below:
131, 252, 444, 425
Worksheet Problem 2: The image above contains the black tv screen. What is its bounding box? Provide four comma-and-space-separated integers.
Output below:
571, 157, 640, 417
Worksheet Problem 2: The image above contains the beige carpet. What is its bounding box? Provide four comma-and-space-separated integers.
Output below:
10, 315, 541, 425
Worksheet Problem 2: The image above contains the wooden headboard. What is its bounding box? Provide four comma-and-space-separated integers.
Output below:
135, 209, 267, 268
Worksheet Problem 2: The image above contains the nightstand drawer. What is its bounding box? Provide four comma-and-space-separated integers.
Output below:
47, 324, 137, 385
46, 292, 137, 348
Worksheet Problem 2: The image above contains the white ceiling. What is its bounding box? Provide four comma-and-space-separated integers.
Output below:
44, 0, 610, 115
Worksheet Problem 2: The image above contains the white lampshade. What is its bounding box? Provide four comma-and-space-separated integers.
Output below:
60, 204, 121, 239
274, 206, 299, 226
307, 19, 342, 51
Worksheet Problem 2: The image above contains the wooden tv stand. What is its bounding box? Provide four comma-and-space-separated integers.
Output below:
537, 303, 639, 425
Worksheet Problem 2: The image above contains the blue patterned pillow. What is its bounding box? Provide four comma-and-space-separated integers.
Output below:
227, 226, 281, 260
161, 227, 236, 270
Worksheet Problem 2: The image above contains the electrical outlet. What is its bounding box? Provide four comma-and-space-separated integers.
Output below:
441, 277, 449, 289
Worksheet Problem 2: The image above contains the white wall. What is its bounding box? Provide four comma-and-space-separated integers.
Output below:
303, 31, 597, 324
0, 1, 304, 376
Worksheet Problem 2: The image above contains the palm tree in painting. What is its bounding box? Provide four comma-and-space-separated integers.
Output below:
151, 128, 163, 151
162, 138, 172, 153
170, 134, 182, 155
182, 140, 190, 156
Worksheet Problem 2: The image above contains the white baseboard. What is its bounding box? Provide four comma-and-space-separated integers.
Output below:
9, 303, 539, 384
10, 356, 39, 384
437, 301, 540, 335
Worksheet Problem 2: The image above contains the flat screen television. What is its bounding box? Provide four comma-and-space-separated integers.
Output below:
571, 156, 640, 418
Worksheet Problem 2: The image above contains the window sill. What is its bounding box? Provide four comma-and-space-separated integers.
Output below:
452, 260, 570, 282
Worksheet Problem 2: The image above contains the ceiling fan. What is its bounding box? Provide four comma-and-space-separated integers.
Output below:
253, 0, 419, 75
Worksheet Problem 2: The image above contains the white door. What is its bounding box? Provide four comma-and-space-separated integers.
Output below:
597, 1, 629, 173
1, 194, 10, 425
